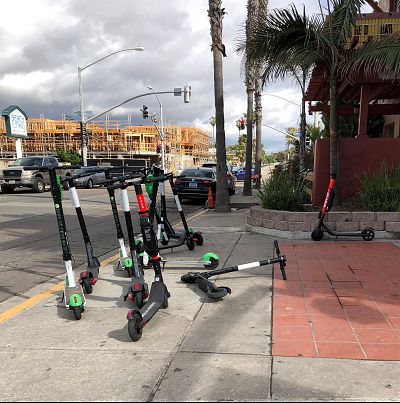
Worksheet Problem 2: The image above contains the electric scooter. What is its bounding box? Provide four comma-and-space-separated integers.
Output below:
64, 173, 101, 294
107, 179, 149, 309
311, 172, 375, 241
149, 165, 204, 251
118, 175, 171, 341
140, 171, 220, 270
102, 169, 144, 275
181, 240, 287, 300
25, 165, 86, 320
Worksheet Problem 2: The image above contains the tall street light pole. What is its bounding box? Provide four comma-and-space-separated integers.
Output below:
78, 46, 144, 166
147, 85, 165, 171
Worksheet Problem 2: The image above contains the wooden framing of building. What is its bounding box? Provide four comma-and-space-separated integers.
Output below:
0, 116, 211, 172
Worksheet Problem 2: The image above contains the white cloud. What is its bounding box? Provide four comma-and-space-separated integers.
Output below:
0, 1, 372, 154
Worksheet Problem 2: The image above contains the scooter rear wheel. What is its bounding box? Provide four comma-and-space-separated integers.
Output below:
127, 314, 142, 342
362, 227, 375, 241
72, 306, 82, 320
192, 232, 204, 246
311, 228, 324, 241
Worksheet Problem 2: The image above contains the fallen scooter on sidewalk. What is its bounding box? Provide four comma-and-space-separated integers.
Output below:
181, 240, 287, 300
311, 171, 375, 241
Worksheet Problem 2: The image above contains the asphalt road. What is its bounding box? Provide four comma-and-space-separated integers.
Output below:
0, 186, 204, 303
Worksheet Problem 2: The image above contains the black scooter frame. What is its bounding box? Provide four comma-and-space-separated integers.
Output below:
64, 173, 101, 294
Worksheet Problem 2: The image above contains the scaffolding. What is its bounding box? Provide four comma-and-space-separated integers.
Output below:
0, 116, 211, 172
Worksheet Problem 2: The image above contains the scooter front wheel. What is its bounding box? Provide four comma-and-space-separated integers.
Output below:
127, 313, 142, 342
186, 237, 195, 251
81, 276, 93, 294
311, 228, 324, 241
362, 227, 375, 241
133, 291, 145, 309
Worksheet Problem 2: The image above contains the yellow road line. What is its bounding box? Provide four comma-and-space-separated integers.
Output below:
0, 282, 64, 325
0, 252, 120, 326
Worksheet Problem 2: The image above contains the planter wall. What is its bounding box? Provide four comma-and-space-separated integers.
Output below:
247, 206, 400, 239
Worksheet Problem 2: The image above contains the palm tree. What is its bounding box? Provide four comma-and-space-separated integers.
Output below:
240, 0, 400, 204
254, 0, 268, 190
242, 0, 260, 196
208, 0, 230, 212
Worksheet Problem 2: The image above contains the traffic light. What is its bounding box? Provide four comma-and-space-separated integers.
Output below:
141, 105, 149, 119
240, 118, 245, 130
184, 85, 191, 103
156, 144, 161, 154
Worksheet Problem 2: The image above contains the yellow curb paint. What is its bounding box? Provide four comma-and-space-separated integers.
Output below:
100, 253, 120, 268
0, 282, 64, 325
0, 207, 207, 325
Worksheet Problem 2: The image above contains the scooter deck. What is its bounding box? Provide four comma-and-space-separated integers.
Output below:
138, 281, 169, 327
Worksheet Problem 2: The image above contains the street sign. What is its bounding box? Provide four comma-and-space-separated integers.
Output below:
1, 105, 28, 138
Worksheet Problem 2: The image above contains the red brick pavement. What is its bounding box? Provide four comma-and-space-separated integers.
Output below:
272, 242, 400, 361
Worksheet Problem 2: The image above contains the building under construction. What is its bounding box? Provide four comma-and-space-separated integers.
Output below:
0, 116, 211, 172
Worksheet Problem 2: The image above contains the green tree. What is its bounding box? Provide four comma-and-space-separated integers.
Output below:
239, 0, 400, 204
56, 149, 82, 165
208, 0, 230, 212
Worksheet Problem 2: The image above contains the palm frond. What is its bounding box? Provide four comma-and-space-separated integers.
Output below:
326, 0, 364, 47
341, 33, 400, 80
237, 4, 331, 84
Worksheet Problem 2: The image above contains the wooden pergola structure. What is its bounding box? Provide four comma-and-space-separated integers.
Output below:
307, 6, 400, 138
305, 1, 400, 205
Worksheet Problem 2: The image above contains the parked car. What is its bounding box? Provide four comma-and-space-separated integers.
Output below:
175, 167, 216, 200
72, 166, 108, 189
201, 162, 236, 195
0, 156, 73, 193
235, 166, 259, 182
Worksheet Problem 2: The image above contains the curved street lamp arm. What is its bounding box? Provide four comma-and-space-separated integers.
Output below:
262, 124, 298, 140
80, 48, 144, 71
86, 90, 178, 123
262, 93, 301, 108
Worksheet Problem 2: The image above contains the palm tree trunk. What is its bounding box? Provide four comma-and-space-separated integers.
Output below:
329, 75, 341, 205
243, 91, 254, 196
254, 76, 262, 189
209, 0, 230, 212
299, 93, 307, 172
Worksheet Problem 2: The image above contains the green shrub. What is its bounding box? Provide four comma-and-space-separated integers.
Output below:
56, 149, 82, 165
257, 170, 305, 211
359, 163, 400, 212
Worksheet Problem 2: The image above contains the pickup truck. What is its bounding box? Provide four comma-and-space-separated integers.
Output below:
0, 156, 73, 193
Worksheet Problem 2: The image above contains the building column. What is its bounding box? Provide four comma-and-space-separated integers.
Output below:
358, 84, 370, 138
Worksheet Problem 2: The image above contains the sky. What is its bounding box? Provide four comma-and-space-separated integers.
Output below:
0, 0, 372, 154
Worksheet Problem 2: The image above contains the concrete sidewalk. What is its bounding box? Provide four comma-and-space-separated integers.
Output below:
0, 194, 399, 401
